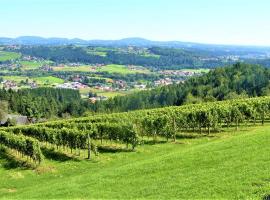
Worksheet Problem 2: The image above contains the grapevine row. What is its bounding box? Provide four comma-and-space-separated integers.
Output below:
0, 131, 43, 163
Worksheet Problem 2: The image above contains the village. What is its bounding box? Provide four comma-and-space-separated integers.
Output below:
0, 51, 208, 103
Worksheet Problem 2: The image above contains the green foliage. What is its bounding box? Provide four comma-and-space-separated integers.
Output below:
0, 51, 21, 62
1, 125, 270, 199
16, 95, 270, 148
94, 63, 270, 112
0, 101, 8, 121
0, 88, 88, 119
0, 131, 43, 163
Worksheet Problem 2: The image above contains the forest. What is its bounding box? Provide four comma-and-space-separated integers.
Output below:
93, 63, 270, 112
11, 46, 231, 70
0, 88, 89, 120
2, 63, 269, 120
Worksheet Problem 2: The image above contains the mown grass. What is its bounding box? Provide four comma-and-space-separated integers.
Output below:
0, 125, 270, 199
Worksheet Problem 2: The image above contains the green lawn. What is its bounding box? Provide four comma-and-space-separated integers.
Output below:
0, 125, 270, 199
0, 51, 21, 62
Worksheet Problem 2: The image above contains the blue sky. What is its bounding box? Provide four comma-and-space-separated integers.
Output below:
1, 0, 270, 45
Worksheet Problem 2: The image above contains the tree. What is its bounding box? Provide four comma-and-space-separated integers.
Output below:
0, 101, 8, 122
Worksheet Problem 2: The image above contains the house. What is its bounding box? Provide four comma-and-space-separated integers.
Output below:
0, 114, 29, 126
29, 82, 38, 89
89, 96, 108, 104
2, 80, 17, 90
56, 82, 88, 90
154, 78, 173, 86
134, 84, 147, 89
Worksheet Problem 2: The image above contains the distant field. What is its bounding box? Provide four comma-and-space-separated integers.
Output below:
180, 68, 210, 73
86, 50, 107, 57
0, 51, 21, 62
20, 60, 53, 70
52, 65, 93, 72
2, 76, 64, 85
53, 64, 150, 74
33, 76, 64, 85
97, 64, 150, 74
83, 88, 140, 98
141, 53, 160, 58
2, 76, 29, 83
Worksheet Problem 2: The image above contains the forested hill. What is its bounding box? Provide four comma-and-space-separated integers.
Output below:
12, 46, 228, 70
0, 88, 89, 120
93, 63, 270, 112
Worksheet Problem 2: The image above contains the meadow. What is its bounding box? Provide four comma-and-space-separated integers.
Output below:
52, 64, 150, 74
0, 125, 269, 199
96, 64, 150, 74
2, 76, 64, 85
0, 51, 21, 62
19, 60, 53, 70
52, 65, 93, 72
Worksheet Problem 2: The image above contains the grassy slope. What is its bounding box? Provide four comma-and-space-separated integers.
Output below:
52, 65, 93, 72
20, 60, 53, 70
0, 51, 21, 61
1, 126, 270, 199
52, 64, 150, 74
2, 76, 64, 85
97, 64, 150, 74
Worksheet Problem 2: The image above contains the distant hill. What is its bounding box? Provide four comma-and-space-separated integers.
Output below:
1, 36, 270, 52
94, 63, 270, 112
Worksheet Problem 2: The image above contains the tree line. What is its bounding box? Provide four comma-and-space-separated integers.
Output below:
2, 95, 270, 164
13, 46, 230, 70
92, 63, 270, 112
0, 88, 89, 119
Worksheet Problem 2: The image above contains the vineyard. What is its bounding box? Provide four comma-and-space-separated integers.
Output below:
1, 96, 270, 165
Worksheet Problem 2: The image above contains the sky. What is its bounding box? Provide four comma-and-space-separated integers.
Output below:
1, 0, 270, 46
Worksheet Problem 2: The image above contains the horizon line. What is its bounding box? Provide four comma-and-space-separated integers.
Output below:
1, 35, 270, 48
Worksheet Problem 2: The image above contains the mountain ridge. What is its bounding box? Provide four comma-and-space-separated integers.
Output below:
1, 36, 270, 50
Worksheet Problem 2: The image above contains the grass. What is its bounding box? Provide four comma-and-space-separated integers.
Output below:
33, 76, 64, 85
52, 65, 93, 72
84, 87, 138, 98
97, 91, 126, 98
0, 125, 270, 199
52, 64, 150, 74
19, 60, 52, 70
2, 76, 64, 85
97, 64, 150, 74
86, 50, 107, 57
19, 61, 41, 70
2, 76, 29, 82
0, 51, 21, 62
180, 68, 211, 73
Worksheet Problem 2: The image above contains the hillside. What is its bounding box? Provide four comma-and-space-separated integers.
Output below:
94, 63, 270, 112
0, 125, 269, 199
1, 95, 270, 199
